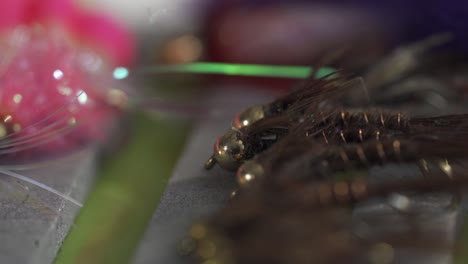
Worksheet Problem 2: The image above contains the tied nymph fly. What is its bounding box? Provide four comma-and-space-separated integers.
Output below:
195, 37, 468, 264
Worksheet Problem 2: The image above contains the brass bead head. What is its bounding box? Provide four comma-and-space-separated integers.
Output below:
233, 105, 265, 129
236, 160, 264, 188
206, 129, 245, 171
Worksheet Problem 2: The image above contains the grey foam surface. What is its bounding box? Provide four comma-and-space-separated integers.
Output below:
0, 149, 96, 264
133, 89, 271, 264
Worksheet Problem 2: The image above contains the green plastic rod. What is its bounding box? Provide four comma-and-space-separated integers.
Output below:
54, 112, 190, 264
134, 62, 336, 79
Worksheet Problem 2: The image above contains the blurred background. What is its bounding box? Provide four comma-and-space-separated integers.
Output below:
2, 0, 468, 263
88, 0, 468, 97
72, 1, 468, 263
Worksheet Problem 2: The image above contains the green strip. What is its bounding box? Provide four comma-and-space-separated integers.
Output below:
454, 213, 468, 264
137, 62, 335, 79
54, 112, 190, 264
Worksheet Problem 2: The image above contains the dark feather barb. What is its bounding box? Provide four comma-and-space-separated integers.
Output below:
271, 134, 468, 185
246, 110, 468, 182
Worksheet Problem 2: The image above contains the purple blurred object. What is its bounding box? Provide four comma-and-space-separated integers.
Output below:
203, 1, 468, 66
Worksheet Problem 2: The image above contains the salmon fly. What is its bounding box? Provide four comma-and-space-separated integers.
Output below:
203, 71, 361, 171
204, 34, 468, 174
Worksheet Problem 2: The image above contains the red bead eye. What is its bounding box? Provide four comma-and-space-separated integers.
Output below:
214, 136, 222, 153
233, 112, 242, 129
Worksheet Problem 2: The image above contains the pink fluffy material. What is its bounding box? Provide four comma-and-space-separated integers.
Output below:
0, 0, 135, 161
0, 0, 135, 67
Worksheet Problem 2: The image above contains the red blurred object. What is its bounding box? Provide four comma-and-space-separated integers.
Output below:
0, 0, 135, 161
0, 0, 135, 67
201, 3, 391, 90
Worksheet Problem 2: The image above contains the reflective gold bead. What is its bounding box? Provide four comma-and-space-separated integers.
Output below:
213, 130, 245, 171
233, 105, 265, 129
236, 160, 264, 187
